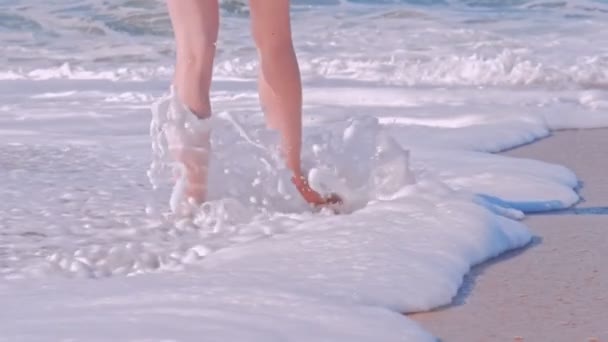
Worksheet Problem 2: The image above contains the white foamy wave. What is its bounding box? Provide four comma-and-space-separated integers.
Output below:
4, 52, 608, 89
0, 63, 173, 81
299, 51, 608, 88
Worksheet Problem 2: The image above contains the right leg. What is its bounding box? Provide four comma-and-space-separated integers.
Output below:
249, 0, 302, 175
249, 0, 337, 206
166, 0, 219, 207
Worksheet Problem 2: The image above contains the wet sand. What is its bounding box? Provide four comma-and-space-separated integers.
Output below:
409, 129, 608, 342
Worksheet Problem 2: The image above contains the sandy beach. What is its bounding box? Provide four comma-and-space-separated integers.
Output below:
410, 129, 608, 342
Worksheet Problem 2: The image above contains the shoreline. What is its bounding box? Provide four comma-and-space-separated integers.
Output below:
409, 129, 608, 341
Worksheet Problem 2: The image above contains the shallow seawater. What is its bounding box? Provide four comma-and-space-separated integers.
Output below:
1, 0, 607, 341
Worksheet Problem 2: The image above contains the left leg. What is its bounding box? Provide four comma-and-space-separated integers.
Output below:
165, 0, 219, 206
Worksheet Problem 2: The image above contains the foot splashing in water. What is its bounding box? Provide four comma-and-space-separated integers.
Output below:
148, 87, 214, 217
147, 88, 300, 234
149, 89, 416, 220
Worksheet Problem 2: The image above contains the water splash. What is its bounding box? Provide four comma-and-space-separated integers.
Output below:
148, 87, 214, 216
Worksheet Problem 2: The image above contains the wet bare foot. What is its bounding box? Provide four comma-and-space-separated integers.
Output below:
292, 175, 342, 208
165, 117, 211, 214
170, 145, 208, 204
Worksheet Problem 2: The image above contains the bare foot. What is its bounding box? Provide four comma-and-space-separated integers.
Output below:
164, 108, 212, 212
170, 145, 209, 204
292, 175, 342, 207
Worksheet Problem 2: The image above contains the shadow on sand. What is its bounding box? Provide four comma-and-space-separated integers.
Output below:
434, 235, 542, 312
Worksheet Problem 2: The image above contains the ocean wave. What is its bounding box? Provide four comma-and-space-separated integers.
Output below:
1, 0, 607, 90
301, 51, 608, 88
0, 63, 173, 81
1, 0, 606, 40
3, 52, 607, 89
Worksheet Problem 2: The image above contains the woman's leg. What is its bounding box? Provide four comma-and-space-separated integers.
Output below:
249, 0, 335, 206
167, 0, 219, 118
166, 0, 219, 206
